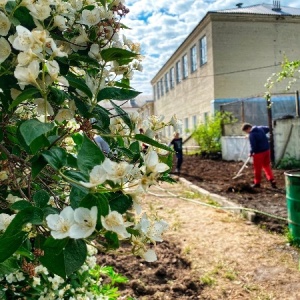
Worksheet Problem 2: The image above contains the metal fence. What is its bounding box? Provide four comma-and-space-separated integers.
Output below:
220, 92, 298, 125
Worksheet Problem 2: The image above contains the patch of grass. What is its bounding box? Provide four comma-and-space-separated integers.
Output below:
182, 245, 192, 255
199, 274, 216, 286
224, 270, 237, 281
204, 197, 221, 207
284, 227, 300, 248
181, 190, 202, 199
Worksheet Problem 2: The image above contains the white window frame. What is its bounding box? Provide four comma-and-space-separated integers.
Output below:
190, 45, 197, 72
176, 61, 181, 84
200, 35, 207, 66
170, 67, 175, 89
182, 54, 188, 79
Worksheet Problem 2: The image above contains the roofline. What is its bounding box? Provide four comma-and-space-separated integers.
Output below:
151, 6, 300, 83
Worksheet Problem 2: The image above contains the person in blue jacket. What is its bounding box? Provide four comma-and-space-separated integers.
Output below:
242, 123, 276, 188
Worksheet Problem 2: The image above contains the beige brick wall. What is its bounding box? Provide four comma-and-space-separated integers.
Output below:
151, 13, 300, 139
212, 14, 300, 98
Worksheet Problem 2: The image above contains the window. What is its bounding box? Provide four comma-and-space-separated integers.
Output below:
156, 82, 160, 99
170, 67, 175, 89
192, 115, 197, 128
168, 126, 171, 137
203, 112, 209, 124
182, 54, 188, 79
200, 35, 207, 65
160, 78, 164, 96
164, 73, 169, 93
176, 61, 181, 84
153, 86, 156, 101
190, 45, 197, 72
184, 117, 189, 133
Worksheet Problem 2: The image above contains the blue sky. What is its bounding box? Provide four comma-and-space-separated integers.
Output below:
122, 0, 299, 98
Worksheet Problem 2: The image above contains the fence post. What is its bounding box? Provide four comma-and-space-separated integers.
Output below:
295, 90, 299, 117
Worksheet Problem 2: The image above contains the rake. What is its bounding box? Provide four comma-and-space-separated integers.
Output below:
232, 156, 251, 179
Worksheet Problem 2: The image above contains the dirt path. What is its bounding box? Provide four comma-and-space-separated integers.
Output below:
98, 180, 300, 299
145, 181, 300, 299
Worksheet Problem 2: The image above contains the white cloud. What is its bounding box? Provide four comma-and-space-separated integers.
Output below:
123, 0, 297, 96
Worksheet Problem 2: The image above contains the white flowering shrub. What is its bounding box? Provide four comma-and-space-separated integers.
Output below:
0, 0, 181, 297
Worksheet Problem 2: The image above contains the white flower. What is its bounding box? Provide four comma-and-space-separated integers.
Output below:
80, 164, 107, 188
46, 207, 75, 239
135, 213, 168, 242
5, 273, 16, 283
169, 115, 182, 132
14, 60, 40, 89
101, 210, 132, 239
34, 98, 54, 116
0, 213, 15, 231
55, 109, 74, 123
0, 37, 11, 63
27, 2, 51, 21
45, 60, 60, 80
0, 170, 8, 181
144, 150, 169, 174
12, 25, 34, 52
6, 194, 23, 204
0, 0, 8, 7
0, 12, 11, 36
69, 206, 97, 239
88, 44, 102, 61
17, 49, 38, 66
102, 158, 134, 184
53, 15, 67, 30
80, 8, 100, 26
16, 271, 25, 281
143, 249, 157, 262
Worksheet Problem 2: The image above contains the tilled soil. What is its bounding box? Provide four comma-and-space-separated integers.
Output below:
97, 156, 299, 299
177, 155, 288, 233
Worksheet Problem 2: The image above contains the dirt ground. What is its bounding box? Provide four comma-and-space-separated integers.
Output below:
177, 155, 288, 233
97, 156, 300, 299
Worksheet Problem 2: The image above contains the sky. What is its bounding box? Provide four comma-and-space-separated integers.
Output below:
122, 0, 299, 98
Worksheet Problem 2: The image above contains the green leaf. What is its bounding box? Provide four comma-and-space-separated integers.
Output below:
104, 231, 119, 250
41, 147, 67, 170
16, 246, 35, 260
10, 200, 32, 211
97, 87, 141, 101
0, 231, 27, 263
73, 96, 91, 118
70, 186, 89, 209
0, 207, 43, 262
13, 6, 35, 29
109, 100, 133, 130
135, 134, 172, 152
77, 134, 105, 175
66, 73, 93, 99
31, 155, 48, 179
33, 190, 50, 208
8, 87, 40, 110
19, 119, 54, 147
91, 105, 111, 130
101, 48, 137, 63
109, 193, 132, 214
39, 238, 87, 278
49, 87, 67, 105
129, 141, 140, 154
0, 257, 19, 275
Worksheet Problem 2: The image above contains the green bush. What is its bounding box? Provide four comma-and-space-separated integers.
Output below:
192, 112, 236, 155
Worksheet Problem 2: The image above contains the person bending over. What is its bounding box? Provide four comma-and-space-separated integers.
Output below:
241, 123, 276, 188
